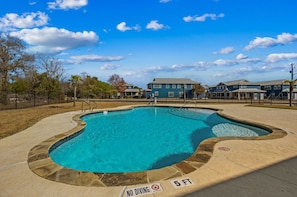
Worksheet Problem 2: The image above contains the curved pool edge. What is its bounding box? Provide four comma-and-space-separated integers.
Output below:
27, 105, 287, 187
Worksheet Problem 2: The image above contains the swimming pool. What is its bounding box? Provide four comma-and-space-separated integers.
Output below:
49, 106, 270, 173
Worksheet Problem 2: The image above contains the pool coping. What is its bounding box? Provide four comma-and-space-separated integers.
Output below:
27, 105, 287, 187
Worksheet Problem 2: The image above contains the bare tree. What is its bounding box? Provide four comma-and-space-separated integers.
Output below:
107, 74, 126, 98
36, 55, 64, 103
37, 55, 64, 80
0, 35, 34, 104
192, 84, 205, 99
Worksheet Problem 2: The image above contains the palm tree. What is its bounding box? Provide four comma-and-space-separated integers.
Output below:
70, 75, 82, 107
284, 79, 297, 107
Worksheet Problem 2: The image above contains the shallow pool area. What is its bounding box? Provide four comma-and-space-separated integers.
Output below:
49, 107, 270, 173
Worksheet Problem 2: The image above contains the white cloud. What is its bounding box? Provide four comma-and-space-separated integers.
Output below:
213, 55, 261, 66
10, 27, 98, 54
211, 73, 227, 78
238, 57, 261, 64
236, 53, 248, 60
144, 62, 209, 73
100, 63, 121, 70
160, 0, 171, 3
245, 32, 297, 50
146, 20, 168, 31
116, 22, 131, 32
213, 59, 235, 66
143, 66, 164, 73
143, 55, 261, 76
116, 22, 140, 32
171, 62, 209, 71
266, 53, 297, 63
48, 0, 88, 10
233, 67, 253, 74
67, 55, 123, 64
0, 12, 49, 31
103, 28, 111, 33
29, 1, 37, 5
214, 46, 234, 54
183, 13, 224, 22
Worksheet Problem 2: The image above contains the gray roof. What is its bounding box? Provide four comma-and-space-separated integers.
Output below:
148, 78, 200, 85
124, 89, 139, 93
258, 79, 288, 86
231, 88, 266, 93
220, 79, 260, 86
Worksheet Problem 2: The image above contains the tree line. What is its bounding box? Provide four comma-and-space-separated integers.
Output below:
0, 35, 127, 108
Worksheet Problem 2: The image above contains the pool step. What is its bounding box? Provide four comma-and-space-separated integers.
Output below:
168, 108, 205, 121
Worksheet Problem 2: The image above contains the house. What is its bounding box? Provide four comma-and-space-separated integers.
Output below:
208, 79, 266, 100
147, 78, 201, 99
118, 84, 140, 98
260, 80, 297, 100
124, 84, 141, 98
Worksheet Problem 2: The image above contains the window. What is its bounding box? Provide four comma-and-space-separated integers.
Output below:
168, 92, 174, 97
172, 85, 176, 89
274, 85, 281, 90
153, 84, 162, 88
166, 84, 170, 88
217, 85, 225, 90
177, 85, 181, 89
154, 91, 159, 96
179, 92, 183, 98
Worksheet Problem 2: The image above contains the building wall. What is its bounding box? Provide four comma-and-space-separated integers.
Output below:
148, 84, 195, 99
209, 80, 297, 100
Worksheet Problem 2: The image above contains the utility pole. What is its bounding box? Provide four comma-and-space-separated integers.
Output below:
290, 63, 294, 81
289, 63, 295, 107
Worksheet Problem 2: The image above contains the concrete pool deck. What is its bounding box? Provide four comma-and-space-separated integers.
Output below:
1, 104, 297, 196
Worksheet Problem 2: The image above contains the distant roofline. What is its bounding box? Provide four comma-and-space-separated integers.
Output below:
148, 78, 200, 85
258, 79, 288, 85
213, 79, 291, 87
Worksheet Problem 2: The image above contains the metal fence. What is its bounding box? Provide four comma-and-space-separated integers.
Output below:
0, 92, 70, 110
1, 96, 296, 111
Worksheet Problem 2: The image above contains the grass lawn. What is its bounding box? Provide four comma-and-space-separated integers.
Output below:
0, 101, 143, 139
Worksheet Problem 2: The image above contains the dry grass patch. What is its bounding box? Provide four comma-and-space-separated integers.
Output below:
0, 101, 143, 139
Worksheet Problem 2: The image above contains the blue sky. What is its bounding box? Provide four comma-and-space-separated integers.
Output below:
1, 0, 297, 88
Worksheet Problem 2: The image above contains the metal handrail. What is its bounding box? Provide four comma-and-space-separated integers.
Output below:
82, 100, 98, 112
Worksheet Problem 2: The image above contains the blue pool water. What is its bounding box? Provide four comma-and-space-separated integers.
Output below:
49, 107, 270, 173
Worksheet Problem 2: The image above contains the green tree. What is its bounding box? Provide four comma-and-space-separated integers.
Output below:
81, 75, 98, 98
10, 76, 28, 94
9, 76, 29, 109
0, 35, 34, 104
38, 72, 61, 104
37, 55, 64, 104
97, 80, 117, 98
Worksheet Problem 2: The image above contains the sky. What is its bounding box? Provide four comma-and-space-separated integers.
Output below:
1, 0, 297, 88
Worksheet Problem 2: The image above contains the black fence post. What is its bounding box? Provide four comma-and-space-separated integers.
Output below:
15, 91, 18, 109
